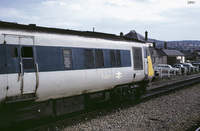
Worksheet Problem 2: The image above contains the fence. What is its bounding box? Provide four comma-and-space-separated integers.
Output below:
156, 65, 200, 78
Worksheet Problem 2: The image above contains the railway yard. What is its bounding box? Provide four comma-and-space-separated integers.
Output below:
23, 73, 200, 131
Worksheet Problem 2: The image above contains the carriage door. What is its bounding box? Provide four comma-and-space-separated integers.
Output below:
20, 36, 39, 94
143, 47, 148, 79
133, 47, 144, 81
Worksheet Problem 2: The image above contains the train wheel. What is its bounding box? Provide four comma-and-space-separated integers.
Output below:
111, 88, 123, 103
116, 88, 123, 102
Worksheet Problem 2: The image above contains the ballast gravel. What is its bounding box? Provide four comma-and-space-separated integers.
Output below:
62, 83, 200, 131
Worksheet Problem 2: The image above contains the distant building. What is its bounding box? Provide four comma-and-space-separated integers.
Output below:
150, 48, 185, 66
149, 47, 160, 67
162, 49, 185, 65
191, 50, 200, 60
181, 51, 193, 61
123, 30, 185, 66
124, 30, 147, 42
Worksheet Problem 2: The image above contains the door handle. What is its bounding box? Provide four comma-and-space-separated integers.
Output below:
35, 62, 39, 92
20, 62, 24, 94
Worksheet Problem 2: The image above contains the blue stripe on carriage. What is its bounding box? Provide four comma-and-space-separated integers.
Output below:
0, 44, 131, 74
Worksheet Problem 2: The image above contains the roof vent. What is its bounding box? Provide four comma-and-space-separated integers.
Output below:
29, 24, 36, 27
145, 31, 148, 41
120, 32, 123, 36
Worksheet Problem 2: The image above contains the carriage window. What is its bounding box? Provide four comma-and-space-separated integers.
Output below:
95, 49, 104, 68
143, 47, 147, 58
133, 47, 143, 70
143, 47, 150, 58
11, 46, 18, 58
84, 49, 94, 68
63, 49, 73, 69
21, 47, 34, 69
110, 50, 115, 67
116, 50, 121, 67
21, 47, 33, 57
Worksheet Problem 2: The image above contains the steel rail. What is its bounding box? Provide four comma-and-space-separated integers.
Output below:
143, 76, 200, 98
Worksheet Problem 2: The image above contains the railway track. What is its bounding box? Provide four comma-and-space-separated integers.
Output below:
144, 76, 200, 98
6, 76, 200, 131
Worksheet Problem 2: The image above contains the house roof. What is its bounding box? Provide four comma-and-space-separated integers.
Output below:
191, 50, 200, 56
162, 49, 184, 56
156, 49, 166, 56
124, 30, 151, 42
181, 51, 191, 56
156, 49, 184, 56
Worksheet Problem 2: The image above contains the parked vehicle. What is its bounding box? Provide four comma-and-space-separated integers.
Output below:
179, 63, 198, 72
191, 62, 200, 68
173, 64, 188, 73
154, 69, 160, 76
154, 64, 180, 74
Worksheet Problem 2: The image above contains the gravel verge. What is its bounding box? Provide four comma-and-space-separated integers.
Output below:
62, 83, 200, 131
148, 72, 200, 89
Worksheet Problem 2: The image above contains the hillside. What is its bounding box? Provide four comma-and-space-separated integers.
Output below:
149, 39, 200, 53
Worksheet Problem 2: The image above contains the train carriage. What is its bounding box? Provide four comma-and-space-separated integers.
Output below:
0, 21, 154, 127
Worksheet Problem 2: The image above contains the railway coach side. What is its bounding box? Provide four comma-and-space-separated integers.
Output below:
0, 21, 154, 127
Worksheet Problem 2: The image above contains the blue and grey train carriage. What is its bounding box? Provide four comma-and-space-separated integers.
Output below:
0, 21, 154, 126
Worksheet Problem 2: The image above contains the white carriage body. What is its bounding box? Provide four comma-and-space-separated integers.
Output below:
0, 28, 147, 103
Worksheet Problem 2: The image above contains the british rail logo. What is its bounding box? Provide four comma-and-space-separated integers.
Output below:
187, 1, 195, 4
102, 74, 112, 80
116, 71, 122, 79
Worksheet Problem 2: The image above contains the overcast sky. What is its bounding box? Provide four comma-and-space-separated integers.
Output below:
0, 0, 199, 41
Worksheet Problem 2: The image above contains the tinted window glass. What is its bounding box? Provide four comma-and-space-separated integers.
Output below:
116, 50, 121, 67
95, 49, 104, 68
133, 47, 143, 70
110, 50, 115, 67
11, 46, 18, 58
21, 47, 33, 57
21, 47, 34, 69
143, 47, 147, 58
84, 49, 94, 68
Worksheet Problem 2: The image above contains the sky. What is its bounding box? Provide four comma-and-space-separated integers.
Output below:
0, 0, 200, 41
